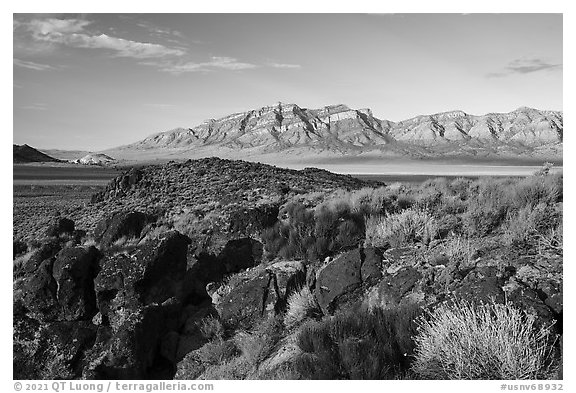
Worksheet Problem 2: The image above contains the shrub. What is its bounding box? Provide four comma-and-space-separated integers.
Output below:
503, 203, 562, 251
510, 174, 562, 209
294, 304, 422, 379
195, 338, 240, 366
199, 315, 225, 341
262, 200, 364, 261
443, 235, 475, 268
284, 287, 322, 329
412, 300, 558, 380
235, 315, 284, 367
365, 208, 438, 248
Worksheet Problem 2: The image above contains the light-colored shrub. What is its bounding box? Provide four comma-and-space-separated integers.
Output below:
443, 235, 475, 268
284, 287, 321, 329
503, 203, 562, 251
412, 300, 558, 380
365, 208, 438, 248
199, 315, 225, 341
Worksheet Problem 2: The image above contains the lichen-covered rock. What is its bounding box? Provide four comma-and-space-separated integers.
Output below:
45, 217, 75, 238
217, 271, 272, 329
366, 266, 423, 310
315, 249, 363, 314
360, 247, 383, 284
52, 246, 101, 321
20, 258, 59, 321
94, 211, 156, 247
14, 318, 97, 380
94, 231, 191, 326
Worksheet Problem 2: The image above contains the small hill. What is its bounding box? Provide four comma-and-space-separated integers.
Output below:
73, 153, 115, 166
13, 144, 60, 163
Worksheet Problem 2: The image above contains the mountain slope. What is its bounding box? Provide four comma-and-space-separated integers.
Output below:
105, 103, 562, 163
14, 144, 61, 163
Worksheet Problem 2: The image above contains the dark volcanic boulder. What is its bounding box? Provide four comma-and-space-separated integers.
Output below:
215, 261, 305, 329
360, 247, 383, 284
45, 217, 75, 238
216, 271, 273, 329
82, 305, 174, 379
315, 249, 363, 314
52, 246, 101, 321
540, 279, 563, 315
20, 259, 59, 321
228, 203, 279, 234
18, 239, 61, 275
217, 238, 263, 273
13, 240, 27, 259
94, 211, 155, 247
454, 267, 505, 304
88, 231, 192, 379
95, 231, 192, 324
14, 318, 97, 380
368, 266, 423, 309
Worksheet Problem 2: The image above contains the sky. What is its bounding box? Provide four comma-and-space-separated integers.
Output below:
13, 13, 563, 150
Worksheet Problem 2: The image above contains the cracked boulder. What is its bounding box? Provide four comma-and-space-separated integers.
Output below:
94, 211, 156, 247
215, 261, 306, 329
52, 246, 101, 321
315, 247, 383, 314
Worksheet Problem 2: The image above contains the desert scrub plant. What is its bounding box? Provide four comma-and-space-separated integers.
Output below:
235, 315, 284, 368
284, 287, 322, 329
195, 338, 240, 366
509, 173, 562, 209
199, 315, 225, 341
412, 300, 558, 380
443, 235, 475, 268
294, 304, 422, 379
365, 208, 438, 248
503, 202, 562, 252
262, 200, 364, 261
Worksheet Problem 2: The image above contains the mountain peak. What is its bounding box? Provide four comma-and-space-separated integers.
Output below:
106, 105, 562, 162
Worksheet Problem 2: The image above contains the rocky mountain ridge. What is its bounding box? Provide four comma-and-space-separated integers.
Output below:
109, 103, 562, 161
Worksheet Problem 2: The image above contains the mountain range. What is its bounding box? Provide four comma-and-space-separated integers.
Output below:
103, 103, 562, 165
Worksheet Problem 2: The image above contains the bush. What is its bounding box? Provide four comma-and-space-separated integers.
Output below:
412, 300, 558, 380
509, 174, 562, 209
195, 339, 240, 366
235, 315, 284, 367
284, 287, 322, 329
443, 235, 475, 268
294, 304, 422, 379
365, 208, 438, 248
262, 200, 364, 261
503, 203, 562, 251
199, 315, 225, 341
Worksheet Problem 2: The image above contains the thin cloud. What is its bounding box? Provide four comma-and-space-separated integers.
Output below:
268, 62, 302, 69
487, 57, 562, 78
14, 58, 55, 71
153, 56, 258, 74
18, 17, 303, 74
144, 103, 177, 108
26, 17, 185, 59
19, 103, 48, 110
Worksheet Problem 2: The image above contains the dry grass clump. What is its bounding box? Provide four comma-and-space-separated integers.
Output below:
284, 287, 322, 329
199, 315, 225, 341
365, 208, 438, 248
443, 235, 475, 268
412, 300, 558, 380
294, 304, 422, 379
503, 202, 562, 254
